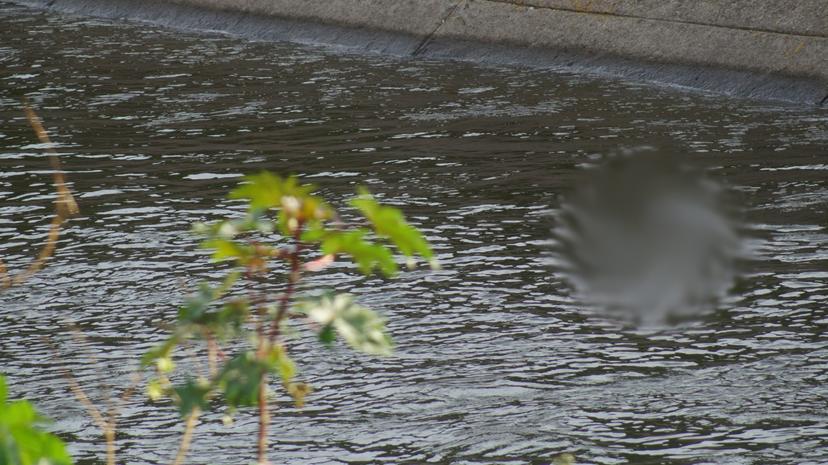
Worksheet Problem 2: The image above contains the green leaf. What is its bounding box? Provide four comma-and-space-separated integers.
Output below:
208, 300, 249, 340
215, 345, 300, 409
552, 453, 576, 465
263, 345, 296, 384
319, 229, 397, 277
229, 172, 332, 222
173, 379, 211, 417
141, 336, 180, 368
177, 273, 240, 325
217, 352, 267, 408
299, 220, 327, 242
285, 382, 312, 408
350, 188, 434, 264
147, 379, 165, 401
193, 211, 275, 240
0, 375, 73, 465
318, 324, 335, 347
229, 172, 290, 210
297, 293, 393, 356
334, 302, 394, 356
200, 237, 277, 272
179, 300, 249, 341
201, 238, 255, 263
215, 271, 241, 296
177, 283, 215, 324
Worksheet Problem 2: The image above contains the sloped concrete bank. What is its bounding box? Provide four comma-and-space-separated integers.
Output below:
10, 0, 828, 104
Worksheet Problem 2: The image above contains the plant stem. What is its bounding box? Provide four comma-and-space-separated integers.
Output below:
256, 308, 270, 464
49, 337, 116, 465
257, 223, 304, 464
257, 373, 269, 465
269, 225, 304, 340
0, 102, 79, 291
171, 410, 199, 465
104, 428, 116, 465
62, 369, 115, 465
206, 333, 218, 378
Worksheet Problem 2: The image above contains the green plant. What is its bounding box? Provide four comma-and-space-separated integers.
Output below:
143, 172, 436, 464
0, 375, 72, 465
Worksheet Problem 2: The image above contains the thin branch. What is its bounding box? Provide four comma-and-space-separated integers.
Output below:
106, 369, 142, 431
171, 410, 200, 465
269, 224, 304, 341
61, 366, 109, 433
46, 329, 142, 465
22, 101, 78, 219
1, 101, 78, 290
10, 216, 61, 286
0, 257, 10, 289
60, 365, 117, 465
44, 335, 115, 465
205, 333, 220, 379
253, 283, 271, 465
256, 221, 306, 465
257, 375, 269, 465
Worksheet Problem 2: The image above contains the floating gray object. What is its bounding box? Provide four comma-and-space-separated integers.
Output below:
551, 148, 741, 325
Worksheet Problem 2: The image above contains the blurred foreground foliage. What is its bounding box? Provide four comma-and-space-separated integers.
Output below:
2, 105, 438, 464
0, 376, 71, 465
142, 172, 436, 464
0, 107, 584, 465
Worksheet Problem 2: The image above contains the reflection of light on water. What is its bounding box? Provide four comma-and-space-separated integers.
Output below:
551, 147, 742, 325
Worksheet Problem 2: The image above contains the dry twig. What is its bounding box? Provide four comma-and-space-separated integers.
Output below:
0, 101, 79, 289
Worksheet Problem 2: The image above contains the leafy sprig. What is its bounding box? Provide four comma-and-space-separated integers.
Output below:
142, 173, 436, 464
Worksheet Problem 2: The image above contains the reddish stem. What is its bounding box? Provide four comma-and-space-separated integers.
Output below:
257, 220, 304, 464
269, 222, 304, 341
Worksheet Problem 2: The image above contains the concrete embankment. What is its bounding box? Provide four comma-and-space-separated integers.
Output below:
10, 0, 828, 104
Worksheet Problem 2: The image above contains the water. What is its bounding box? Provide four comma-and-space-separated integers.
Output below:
1, 3, 827, 464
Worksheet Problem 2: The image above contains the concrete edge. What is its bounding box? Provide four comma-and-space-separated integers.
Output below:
5, 0, 828, 105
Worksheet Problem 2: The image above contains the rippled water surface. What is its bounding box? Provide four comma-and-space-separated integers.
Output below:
1, 3, 828, 464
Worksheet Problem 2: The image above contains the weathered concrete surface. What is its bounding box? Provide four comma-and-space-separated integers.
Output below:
168, 0, 456, 37
9, 0, 828, 104
434, 1, 828, 99
496, 1, 828, 38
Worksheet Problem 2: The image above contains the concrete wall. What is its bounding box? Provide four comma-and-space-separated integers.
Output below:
11, 0, 828, 104
496, 1, 828, 37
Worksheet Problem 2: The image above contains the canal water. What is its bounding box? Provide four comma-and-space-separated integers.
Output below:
1, 3, 827, 464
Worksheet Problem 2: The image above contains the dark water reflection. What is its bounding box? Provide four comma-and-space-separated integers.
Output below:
1, 3, 827, 464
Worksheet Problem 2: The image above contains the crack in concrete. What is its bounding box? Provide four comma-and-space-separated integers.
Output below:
412, 0, 465, 56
